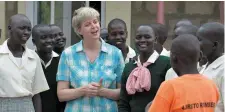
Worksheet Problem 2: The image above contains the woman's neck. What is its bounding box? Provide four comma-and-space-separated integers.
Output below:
83, 38, 101, 51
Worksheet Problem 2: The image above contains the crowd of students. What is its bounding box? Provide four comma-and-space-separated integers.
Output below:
0, 6, 223, 112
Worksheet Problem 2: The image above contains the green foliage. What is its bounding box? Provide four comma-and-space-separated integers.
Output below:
38, 1, 51, 24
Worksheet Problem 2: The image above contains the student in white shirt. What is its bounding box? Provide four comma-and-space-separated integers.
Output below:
197, 22, 224, 112
150, 23, 170, 57
165, 25, 200, 80
107, 18, 136, 64
0, 14, 49, 112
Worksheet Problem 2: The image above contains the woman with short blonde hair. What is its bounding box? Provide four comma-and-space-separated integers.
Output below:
57, 7, 125, 112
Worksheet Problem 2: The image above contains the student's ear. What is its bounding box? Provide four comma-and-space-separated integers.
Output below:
171, 55, 178, 64
8, 26, 11, 30
32, 38, 36, 46
212, 41, 219, 50
154, 36, 158, 44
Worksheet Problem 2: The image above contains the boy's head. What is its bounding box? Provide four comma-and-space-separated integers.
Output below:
170, 34, 200, 76
32, 24, 54, 53
197, 22, 224, 60
8, 14, 32, 45
150, 23, 168, 45
107, 18, 128, 49
173, 25, 198, 39
50, 24, 66, 49
174, 19, 192, 30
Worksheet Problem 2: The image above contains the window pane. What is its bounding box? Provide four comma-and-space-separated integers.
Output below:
38, 1, 51, 24
5, 1, 18, 38
54, 1, 63, 29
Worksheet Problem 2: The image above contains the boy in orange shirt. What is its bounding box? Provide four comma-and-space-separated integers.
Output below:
148, 34, 219, 112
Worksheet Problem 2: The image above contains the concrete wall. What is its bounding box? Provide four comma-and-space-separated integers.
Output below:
0, 2, 5, 44
131, 1, 221, 50
0, 1, 26, 44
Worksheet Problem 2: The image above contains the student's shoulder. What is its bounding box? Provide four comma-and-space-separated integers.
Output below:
123, 60, 137, 75
158, 55, 170, 62
25, 48, 41, 61
155, 55, 170, 66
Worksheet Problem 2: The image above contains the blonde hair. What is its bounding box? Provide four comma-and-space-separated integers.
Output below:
72, 7, 100, 37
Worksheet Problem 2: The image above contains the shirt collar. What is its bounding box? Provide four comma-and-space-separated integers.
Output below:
126, 46, 136, 59
207, 55, 224, 69
0, 39, 35, 59
134, 50, 159, 64
160, 47, 170, 57
52, 51, 59, 57
40, 51, 59, 68
75, 38, 108, 53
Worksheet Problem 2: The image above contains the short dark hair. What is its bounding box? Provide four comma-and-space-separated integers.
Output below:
32, 24, 50, 39
108, 18, 127, 31
150, 23, 168, 45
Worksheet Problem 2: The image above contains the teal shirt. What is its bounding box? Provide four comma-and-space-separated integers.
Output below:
57, 40, 125, 112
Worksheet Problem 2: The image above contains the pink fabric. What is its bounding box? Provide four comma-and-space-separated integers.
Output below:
126, 62, 151, 95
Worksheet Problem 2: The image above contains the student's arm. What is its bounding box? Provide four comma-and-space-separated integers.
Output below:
31, 53, 50, 112
145, 101, 152, 112
98, 50, 125, 100
118, 68, 131, 112
148, 81, 174, 112
32, 94, 42, 112
214, 70, 224, 112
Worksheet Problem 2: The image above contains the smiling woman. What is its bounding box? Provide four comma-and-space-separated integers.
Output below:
56, 7, 125, 112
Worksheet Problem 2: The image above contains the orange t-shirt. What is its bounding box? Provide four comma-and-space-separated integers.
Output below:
148, 74, 219, 112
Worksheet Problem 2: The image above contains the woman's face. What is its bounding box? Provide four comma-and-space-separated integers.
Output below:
78, 17, 100, 40
135, 26, 156, 53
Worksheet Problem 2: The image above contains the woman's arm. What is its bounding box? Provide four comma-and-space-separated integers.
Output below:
57, 81, 85, 102
118, 72, 131, 112
57, 81, 101, 102
98, 84, 121, 100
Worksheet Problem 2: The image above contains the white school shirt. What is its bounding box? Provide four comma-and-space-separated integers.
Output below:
202, 55, 224, 112
160, 47, 170, 57
124, 46, 136, 64
0, 40, 49, 97
165, 62, 206, 80
40, 51, 59, 68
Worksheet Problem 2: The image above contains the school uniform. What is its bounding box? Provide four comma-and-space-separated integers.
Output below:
125, 46, 136, 64
149, 74, 219, 112
160, 47, 170, 57
202, 55, 224, 112
165, 62, 207, 80
39, 51, 66, 112
118, 51, 171, 112
0, 40, 49, 112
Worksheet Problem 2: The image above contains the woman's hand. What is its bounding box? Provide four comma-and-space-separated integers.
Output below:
82, 82, 101, 97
